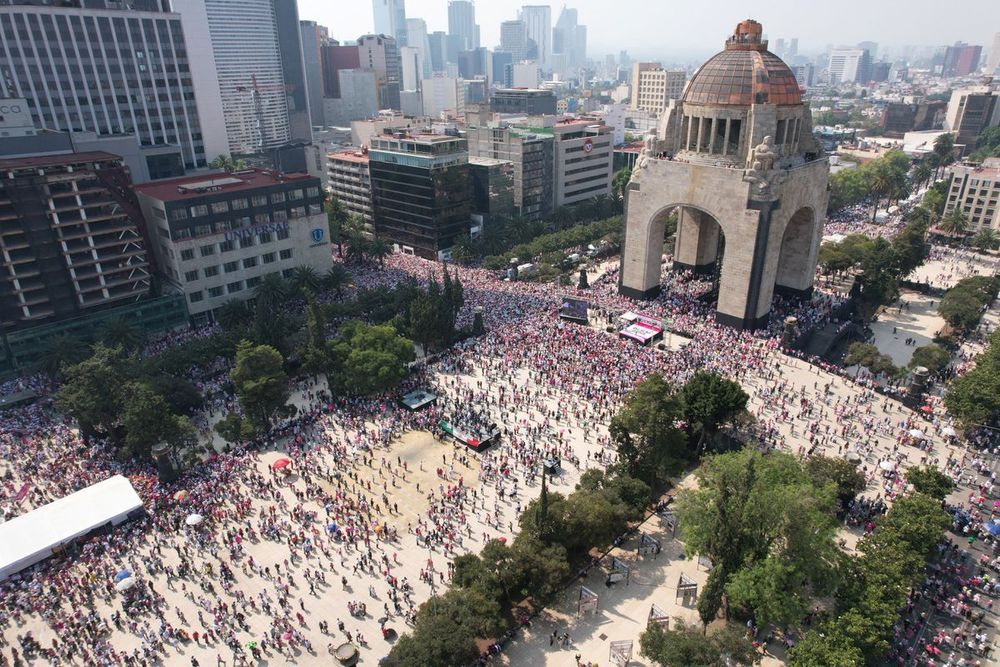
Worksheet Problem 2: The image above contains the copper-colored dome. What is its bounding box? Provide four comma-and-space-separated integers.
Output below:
683, 23, 803, 107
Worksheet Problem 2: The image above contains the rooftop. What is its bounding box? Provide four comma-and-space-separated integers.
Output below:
329, 149, 370, 164
0, 151, 122, 171
134, 168, 314, 203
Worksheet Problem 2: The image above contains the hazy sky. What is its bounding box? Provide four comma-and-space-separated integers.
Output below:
300, 0, 1000, 63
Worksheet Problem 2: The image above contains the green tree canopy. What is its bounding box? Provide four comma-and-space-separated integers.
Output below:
679, 371, 749, 450
640, 620, 760, 667
845, 342, 897, 376
56, 343, 129, 438
230, 340, 289, 431
905, 466, 955, 500
120, 382, 196, 459
805, 455, 866, 511
909, 343, 951, 374
331, 321, 415, 395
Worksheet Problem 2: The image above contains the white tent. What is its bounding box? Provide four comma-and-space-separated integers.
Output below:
0, 475, 143, 579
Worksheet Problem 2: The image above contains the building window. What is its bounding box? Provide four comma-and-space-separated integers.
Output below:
307, 186, 320, 197
273, 209, 288, 222
210, 201, 228, 214
194, 224, 212, 236
173, 228, 191, 240
151, 207, 166, 220
243, 257, 257, 269
251, 195, 267, 207
184, 269, 199, 282
180, 248, 195, 261
239, 236, 255, 249
224, 260, 239, 273
190, 204, 208, 217
200, 244, 215, 257
170, 207, 188, 221
258, 232, 272, 243
220, 240, 235, 253
262, 252, 276, 264
271, 191, 286, 203
232, 198, 248, 210
281, 268, 295, 278
279, 248, 293, 260
227, 281, 243, 294
208, 286, 224, 298
290, 206, 306, 218
246, 276, 261, 288
308, 204, 322, 215
277, 228, 290, 241
189, 290, 203, 303
289, 188, 304, 200
204, 265, 219, 277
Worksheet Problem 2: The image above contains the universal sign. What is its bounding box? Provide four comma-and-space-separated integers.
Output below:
224, 221, 288, 242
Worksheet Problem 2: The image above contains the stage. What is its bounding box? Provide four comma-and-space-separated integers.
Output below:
439, 419, 500, 452
618, 312, 663, 345
399, 389, 438, 411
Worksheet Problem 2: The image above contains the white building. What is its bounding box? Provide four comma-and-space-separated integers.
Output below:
372, 0, 407, 46
323, 70, 379, 127
828, 48, 871, 84
988, 33, 1000, 75
177, 0, 290, 154
629, 63, 686, 114
422, 77, 466, 118
500, 20, 529, 63
944, 159, 1000, 232
601, 103, 628, 145
512, 62, 542, 88
328, 149, 373, 227
406, 18, 432, 78
401, 46, 424, 91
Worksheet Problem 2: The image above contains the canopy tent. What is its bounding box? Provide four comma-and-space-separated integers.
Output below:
0, 475, 143, 580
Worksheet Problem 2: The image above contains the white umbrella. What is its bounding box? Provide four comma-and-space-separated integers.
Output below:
115, 577, 137, 592
185, 513, 203, 526
879, 460, 896, 472
908, 429, 925, 439
942, 426, 957, 437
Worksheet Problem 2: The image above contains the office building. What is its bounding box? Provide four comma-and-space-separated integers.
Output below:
881, 101, 947, 137
944, 159, 1000, 231
548, 119, 613, 207
511, 63, 542, 88
553, 6, 586, 71
0, 151, 151, 328
520, 5, 551, 70
372, 0, 407, 46
368, 133, 471, 259
942, 42, 983, 77
321, 44, 361, 98
466, 124, 553, 220
406, 18, 432, 78
458, 48, 489, 81
134, 169, 331, 323
988, 33, 1000, 75
492, 52, 515, 88
791, 64, 815, 88
856, 41, 878, 59
447, 0, 478, 51
500, 20, 529, 63
358, 35, 402, 111
350, 112, 431, 147
490, 89, 557, 115
629, 64, 686, 114
0, 0, 227, 171
323, 71, 379, 127
274, 0, 311, 141
401, 47, 425, 91
469, 157, 515, 226
328, 149, 373, 228
422, 77, 466, 118
945, 88, 1000, 154
301, 21, 330, 128
427, 31, 448, 72
828, 48, 872, 83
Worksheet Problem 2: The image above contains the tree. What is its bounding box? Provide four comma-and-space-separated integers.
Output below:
675, 450, 841, 627
857, 237, 901, 317
805, 455, 866, 511
214, 413, 256, 443
640, 620, 759, 667
939, 283, 987, 330
369, 237, 392, 267
909, 343, 951, 374
209, 154, 246, 172
938, 207, 970, 238
612, 167, 633, 203
41, 334, 89, 379
679, 371, 749, 450
56, 344, 128, 438
120, 382, 195, 459
609, 374, 690, 488
301, 294, 334, 378
932, 133, 955, 179
147, 375, 204, 415
345, 232, 370, 264
322, 263, 351, 297
252, 273, 289, 350
945, 338, 1000, 427
216, 299, 253, 331
288, 265, 321, 298
972, 228, 1000, 251
325, 195, 348, 256
230, 340, 289, 431
905, 466, 955, 500
845, 342, 897, 376
330, 321, 415, 395
98, 317, 142, 353
450, 233, 477, 265
912, 162, 932, 189
890, 217, 929, 277
787, 629, 865, 667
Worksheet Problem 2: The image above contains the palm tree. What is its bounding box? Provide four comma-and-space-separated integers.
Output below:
971, 228, 999, 251
368, 238, 392, 267
325, 195, 348, 257
289, 265, 321, 297
550, 206, 574, 231
322, 264, 351, 297
869, 165, 892, 222
216, 299, 252, 331
912, 163, 932, 190
98, 317, 142, 353
41, 334, 88, 378
254, 272, 287, 311
938, 207, 971, 238
345, 233, 370, 264
932, 134, 956, 180
209, 155, 246, 173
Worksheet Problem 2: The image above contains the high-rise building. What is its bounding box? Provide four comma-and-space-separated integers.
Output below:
511, 63, 541, 88
447, 0, 478, 51
428, 32, 448, 73
788, 38, 799, 58
406, 18, 433, 78
300, 22, 330, 128
274, 0, 311, 141
469, 157, 515, 225
553, 6, 586, 71
175, 0, 290, 154
458, 48, 489, 81
466, 124, 553, 220
0, 0, 227, 170
0, 151, 151, 328
629, 64, 686, 114
856, 41, 878, 59
323, 71, 379, 127
791, 64, 815, 88
828, 49, 872, 83
492, 52, 514, 88
401, 47, 425, 92
944, 87, 1000, 154
358, 35, 402, 111
942, 42, 983, 77
368, 133, 472, 259
546, 119, 612, 207
520, 5, 551, 70
134, 169, 331, 324
421, 76, 466, 118
327, 149, 373, 228
500, 20, 529, 63
372, 0, 407, 46
321, 44, 361, 98
989, 33, 1000, 75
944, 159, 1000, 232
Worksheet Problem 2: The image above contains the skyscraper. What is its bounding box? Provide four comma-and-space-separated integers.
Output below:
175, 0, 290, 154
553, 6, 586, 72
520, 5, 551, 70
358, 34, 402, 111
274, 0, 311, 141
989, 33, 1000, 75
0, 0, 227, 169
428, 32, 448, 73
500, 20, 529, 63
942, 42, 983, 77
406, 18, 433, 78
447, 0, 478, 51
828, 49, 872, 83
372, 0, 407, 46
300, 21, 330, 128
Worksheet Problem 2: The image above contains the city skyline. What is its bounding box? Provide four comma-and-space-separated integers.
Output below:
299, 0, 1000, 62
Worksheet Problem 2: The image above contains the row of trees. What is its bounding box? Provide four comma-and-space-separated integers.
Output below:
945, 329, 1000, 427
938, 275, 1000, 332
480, 216, 623, 270
827, 149, 912, 217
